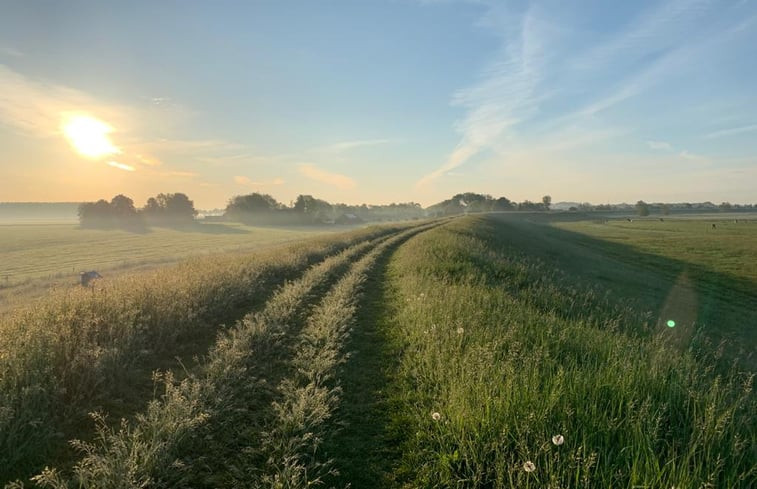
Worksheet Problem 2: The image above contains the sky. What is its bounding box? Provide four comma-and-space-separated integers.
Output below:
1, 0, 756, 209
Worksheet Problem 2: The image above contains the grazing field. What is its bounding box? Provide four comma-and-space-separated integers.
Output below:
1, 214, 754, 488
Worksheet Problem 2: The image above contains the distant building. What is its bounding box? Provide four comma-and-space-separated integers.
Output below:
335, 213, 363, 225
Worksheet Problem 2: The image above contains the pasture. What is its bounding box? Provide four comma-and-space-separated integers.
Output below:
0, 214, 754, 488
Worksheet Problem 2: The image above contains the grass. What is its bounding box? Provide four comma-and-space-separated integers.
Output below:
0, 221, 335, 289
368, 215, 755, 488
20, 221, 441, 488
0, 222, 415, 484
2, 213, 755, 488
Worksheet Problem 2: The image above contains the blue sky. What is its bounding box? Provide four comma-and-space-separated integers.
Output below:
1, 0, 756, 208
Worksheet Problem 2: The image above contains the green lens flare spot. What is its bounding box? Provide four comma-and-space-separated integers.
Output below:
666, 320, 676, 328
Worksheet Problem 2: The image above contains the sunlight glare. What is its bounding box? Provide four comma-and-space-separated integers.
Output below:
62, 114, 120, 158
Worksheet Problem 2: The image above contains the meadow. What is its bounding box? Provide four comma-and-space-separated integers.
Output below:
0, 214, 754, 488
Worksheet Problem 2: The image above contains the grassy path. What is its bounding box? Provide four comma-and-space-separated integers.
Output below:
321, 247, 405, 488
22, 221, 443, 488
0, 224, 410, 486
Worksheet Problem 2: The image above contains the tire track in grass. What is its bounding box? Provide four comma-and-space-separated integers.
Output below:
1, 224, 411, 485
250, 222, 444, 488
25, 229, 403, 488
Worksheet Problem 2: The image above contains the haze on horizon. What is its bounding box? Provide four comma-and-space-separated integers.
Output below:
1, 0, 756, 210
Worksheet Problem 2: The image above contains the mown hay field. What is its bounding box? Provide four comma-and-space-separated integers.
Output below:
0, 222, 336, 287
1, 215, 754, 488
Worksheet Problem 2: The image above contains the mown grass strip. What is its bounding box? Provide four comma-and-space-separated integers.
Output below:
0, 222, 413, 485
21, 228, 408, 488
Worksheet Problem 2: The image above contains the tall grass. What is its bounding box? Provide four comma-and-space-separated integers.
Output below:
22, 228, 408, 488
0, 223, 410, 484
384, 216, 755, 488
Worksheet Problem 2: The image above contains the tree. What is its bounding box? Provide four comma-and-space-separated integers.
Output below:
542, 195, 552, 211
636, 200, 650, 216
493, 197, 514, 211
110, 194, 137, 218
143, 193, 197, 222
225, 193, 283, 223
162, 193, 197, 221
661, 204, 671, 215
294, 195, 333, 222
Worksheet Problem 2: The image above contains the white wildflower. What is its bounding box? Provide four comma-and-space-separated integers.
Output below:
523, 461, 536, 472
552, 434, 564, 446
456, 327, 464, 335
431, 412, 441, 421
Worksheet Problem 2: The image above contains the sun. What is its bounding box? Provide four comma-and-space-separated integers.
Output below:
61, 114, 120, 158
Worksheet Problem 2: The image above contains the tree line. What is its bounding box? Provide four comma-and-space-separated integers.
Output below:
77, 191, 558, 228
78, 193, 197, 228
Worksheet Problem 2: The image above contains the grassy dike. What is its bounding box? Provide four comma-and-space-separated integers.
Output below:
363, 216, 754, 488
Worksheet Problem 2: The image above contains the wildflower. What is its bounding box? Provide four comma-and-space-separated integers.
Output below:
523, 461, 536, 472
457, 327, 465, 334
431, 412, 441, 421
552, 434, 564, 446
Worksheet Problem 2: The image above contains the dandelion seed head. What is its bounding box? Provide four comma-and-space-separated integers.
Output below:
523, 461, 536, 472
431, 412, 441, 421
552, 434, 564, 446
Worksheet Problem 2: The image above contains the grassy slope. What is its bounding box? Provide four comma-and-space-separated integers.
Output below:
329, 215, 755, 488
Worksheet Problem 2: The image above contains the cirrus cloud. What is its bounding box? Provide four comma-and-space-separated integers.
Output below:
298, 164, 356, 190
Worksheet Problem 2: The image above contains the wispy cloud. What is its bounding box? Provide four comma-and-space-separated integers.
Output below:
648, 140, 673, 151
705, 123, 757, 139
299, 164, 356, 189
317, 138, 394, 153
233, 176, 285, 187
107, 161, 136, 172
417, 0, 739, 188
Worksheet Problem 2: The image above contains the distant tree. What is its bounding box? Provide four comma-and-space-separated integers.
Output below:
493, 197, 514, 211
79, 195, 142, 228
143, 197, 162, 217
719, 202, 732, 211
78, 199, 112, 226
294, 195, 333, 222
142, 193, 197, 222
542, 195, 552, 211
661, 204, 671, 215
110, 194, 137, 218
163, 193, 197, 221
636, 200, 650, 216
225, 193, 283, 223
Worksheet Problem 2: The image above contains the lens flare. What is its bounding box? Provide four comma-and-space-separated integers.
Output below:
62, 114, 120, 158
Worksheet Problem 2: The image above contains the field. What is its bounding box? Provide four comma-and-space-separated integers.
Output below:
0, 222, 336, 286
0, 222, 337, 312
0, 215, 754, 488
